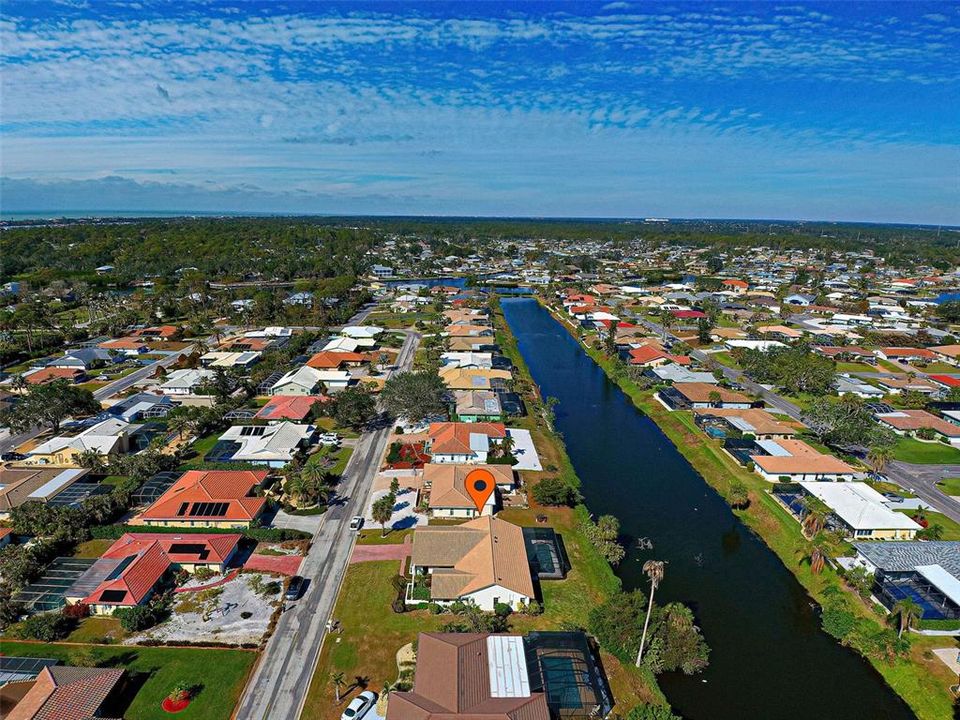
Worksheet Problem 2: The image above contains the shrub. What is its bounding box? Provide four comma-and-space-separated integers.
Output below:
114, 604, 159, 632
494, 602, 513, 618
821, 601, 856, 640
192, 567, 215, 582
62, 602, 90, 619
624, 704, 682, 720
16, 613, 72, 641
531, 477, 581, 506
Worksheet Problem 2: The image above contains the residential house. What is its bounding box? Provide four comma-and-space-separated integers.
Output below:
387, 631, 612, 720
159, 368, 215, 395
106, 392, 173, 422
427, 422, 508, 464
270, 366, 351, 395
835, 376, 885, 399
135, 469, 269, 528
930, 344, 960, 365
255, 395, 328, 423
796, 482, 920, 540
215, 422, 314, 467
657, 382, 753, 410
4, 666, 124, 720
24, 418, 142, 467
97, 338, 149, 355
693, 408, 798, 440
423, 463, 513, 517
66, 532, 240, 615
0, 467, 92, 519
199, 351, 261, 369
749, 439, 858, 482
408, 516, 534, 609
874, 376, 940, 395
21, 367, 85, 385
439, 367, 512, 392
874, 347, 938, 364
875, 410, 960, 446
455, 390, 503, 422
131, 325, 180, 341
47, 348, 113, 371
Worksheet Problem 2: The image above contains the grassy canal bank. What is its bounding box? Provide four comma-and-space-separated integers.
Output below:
535, 296, 957, 720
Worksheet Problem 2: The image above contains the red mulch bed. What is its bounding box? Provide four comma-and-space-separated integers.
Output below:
162, 697, 191, 713
387, 442, 430, 469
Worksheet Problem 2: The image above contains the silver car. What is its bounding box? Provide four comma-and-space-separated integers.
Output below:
341, 690, 377, 720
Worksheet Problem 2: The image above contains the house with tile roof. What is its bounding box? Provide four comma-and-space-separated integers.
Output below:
135, 469, 268, 528
270, 365, 351, 395
5, 665, 124, 720
0, 468, 92, 519
408, 516, 535, 609
65, 532, 240, 614
215, 422, 315, 467
454, 390, 504, 423
423, 463, 513, 518
875, 409, 960, 446
254, 395, 328, 423
657, 382, 753, 410
21, 367, 86, 386
427, 423, 508, 464
749, 439, 858, 482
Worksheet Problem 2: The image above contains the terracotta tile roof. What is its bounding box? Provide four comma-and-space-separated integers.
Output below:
138, 470, 268, 523
424, 464, 513, 509
98, 338, 147, 351
412, 516, 533, 600
428, 423, 507, 456
673, 382, 751, 404
930, 344, 960, 359
306, 351, 372, 369
692, 408, 798, 436
24, 368, 84, 385
879, 347, 937, 360
751, 440, 855, 475
929, 374, 960, 388
83, 541, 170, 607
7, 665, 124, 720
254, 394, 329, 421
388, 633, 549, 720
722, 279, 749, 288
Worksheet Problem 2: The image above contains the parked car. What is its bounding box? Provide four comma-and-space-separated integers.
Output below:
318, 432, 340, 446
341, 690, 377, 720
285, 575, 305, 601
349, 516, 365, 531
1, 452, 25, 462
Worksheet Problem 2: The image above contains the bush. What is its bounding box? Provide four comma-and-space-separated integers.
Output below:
114, 604, 159, 632
90, 524, 310, 542
494, 602, 513, 618
15, 612, 72, 641
62, 602, 91, 619
192, 567, 215, 582
531, 477, 581, 506
821, 601, 856, 640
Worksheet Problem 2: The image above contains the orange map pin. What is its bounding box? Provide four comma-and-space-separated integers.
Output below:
465, 468, 496, 514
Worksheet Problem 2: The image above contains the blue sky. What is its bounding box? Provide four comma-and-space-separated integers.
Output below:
1, 1, 957, 223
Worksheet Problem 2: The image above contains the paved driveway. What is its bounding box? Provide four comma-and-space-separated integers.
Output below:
365, 486, 427, 531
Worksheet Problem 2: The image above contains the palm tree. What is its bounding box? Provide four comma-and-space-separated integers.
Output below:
330, 672, 345, 704
801, 497, 829, 538
167, 413, 192, 440
890, 599, 922, 638
799, 534, 830, 574
658, 308, 674, 342
372, 495, 395, 537
76, 450, 106, 474
635, 559, 666, 667
376, 681, 395, 715
866, 445, 893, 475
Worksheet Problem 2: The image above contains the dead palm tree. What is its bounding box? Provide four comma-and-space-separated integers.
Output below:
867, 446, 893, 475
635, 559, 666, 666
801, 497, 829, 538
331, 672, 345, 704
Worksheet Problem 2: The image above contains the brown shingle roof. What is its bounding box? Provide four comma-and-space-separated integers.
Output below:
425, 464, 513, 510
7, 666, 124, 720
411, 517, 533, 600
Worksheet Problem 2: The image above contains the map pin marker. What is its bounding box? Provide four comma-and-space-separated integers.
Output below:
465, 468, 496, 514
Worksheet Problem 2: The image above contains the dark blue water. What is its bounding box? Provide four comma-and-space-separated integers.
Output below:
501, 298, 915, 720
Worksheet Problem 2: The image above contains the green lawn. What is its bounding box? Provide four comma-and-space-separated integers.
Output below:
835, 362, 875, 374
935, 477, 960, 496
896, 509, 960, 541
891, 437, 960, 464
73, 538, 114, 558
188, 433, 221, 459
710, 351, 740, 369
0, 641, 256, 720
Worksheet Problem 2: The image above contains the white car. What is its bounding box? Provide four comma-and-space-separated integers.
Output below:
318, 432, 341, 446
349, 516, 365, 531
341, 690, 377, 720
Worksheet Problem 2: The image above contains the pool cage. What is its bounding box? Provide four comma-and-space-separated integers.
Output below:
524, 632, 614, 719
876, 573, 960, 621
132, 471, 181, 506
13, 557, 96, 612
523, 527, 570, 580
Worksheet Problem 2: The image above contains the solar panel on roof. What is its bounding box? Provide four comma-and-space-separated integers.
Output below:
177, 502, 190, 516
98, 589, 128, 603
105, 555, 135, 581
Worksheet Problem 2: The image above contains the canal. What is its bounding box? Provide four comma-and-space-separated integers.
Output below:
500, 297, 915, 720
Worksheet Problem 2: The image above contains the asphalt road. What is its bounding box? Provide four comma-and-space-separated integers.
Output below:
235, 329, 420, 720
885, 461, 960, 524
0, 343, 197, 455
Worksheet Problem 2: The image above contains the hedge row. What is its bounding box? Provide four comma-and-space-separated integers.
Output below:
917, 618, 960, 631
89, 524, 311, 542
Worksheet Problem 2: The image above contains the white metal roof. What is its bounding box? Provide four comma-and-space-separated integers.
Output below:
797, 482, 921, 531
486, 636, 530, 698
916, 564, 960, 606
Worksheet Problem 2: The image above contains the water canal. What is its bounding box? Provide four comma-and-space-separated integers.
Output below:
500, 297, 915, 720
